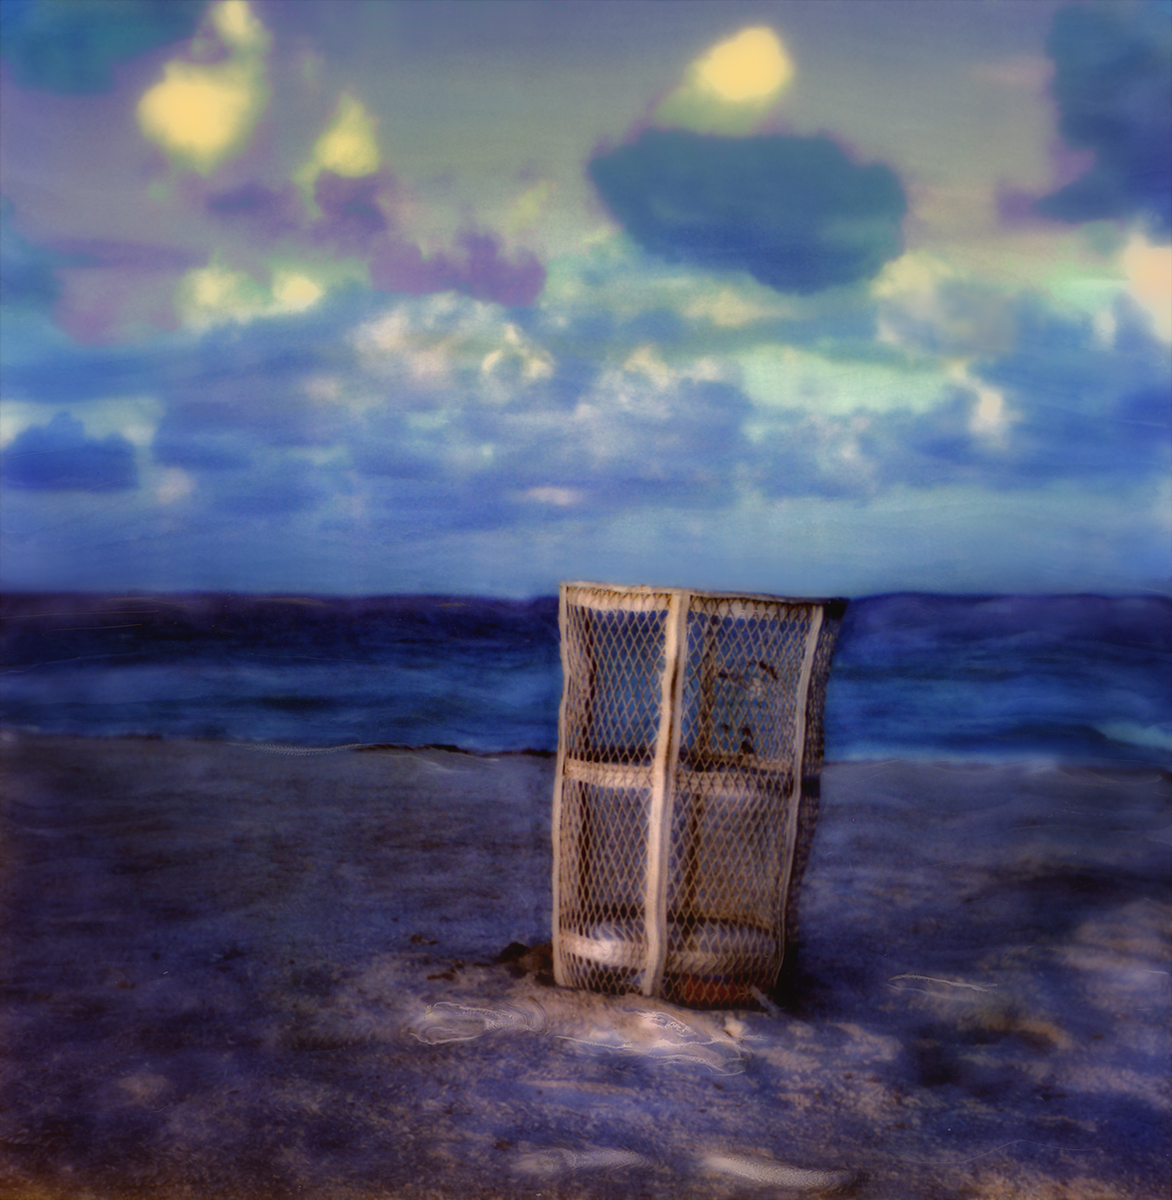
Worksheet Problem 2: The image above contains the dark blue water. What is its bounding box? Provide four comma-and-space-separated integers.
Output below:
1, 592, 1169, 764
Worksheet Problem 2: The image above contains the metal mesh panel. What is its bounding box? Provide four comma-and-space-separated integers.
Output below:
559, 590, 669, 766
552, 583, 845, 1008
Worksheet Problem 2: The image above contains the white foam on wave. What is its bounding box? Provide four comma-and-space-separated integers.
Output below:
1096, 720, 1172, 752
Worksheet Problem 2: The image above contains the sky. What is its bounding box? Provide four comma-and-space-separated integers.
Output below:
0, 0, 1169, 598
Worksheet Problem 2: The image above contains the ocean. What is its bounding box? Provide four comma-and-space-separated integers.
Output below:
1, 591, 1169, 765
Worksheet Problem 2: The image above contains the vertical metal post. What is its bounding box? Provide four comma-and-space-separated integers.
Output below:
776, 606, 824, 962
550, 584, 572, 988
642, 589, 689, 996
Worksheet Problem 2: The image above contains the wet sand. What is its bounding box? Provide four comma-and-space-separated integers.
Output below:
1, 732, 1169, 1199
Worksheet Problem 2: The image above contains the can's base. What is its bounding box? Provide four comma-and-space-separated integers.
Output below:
558, 919, 779, 1006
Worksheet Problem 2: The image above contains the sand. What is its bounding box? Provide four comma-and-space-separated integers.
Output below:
1, 732, 1169, 1199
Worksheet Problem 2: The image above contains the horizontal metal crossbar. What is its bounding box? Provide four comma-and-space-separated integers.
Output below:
564, 756, 793, 794
561, 922, 776, 975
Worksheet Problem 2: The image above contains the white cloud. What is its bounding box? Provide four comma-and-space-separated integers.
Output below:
154, 467, 195, 505
873, 252, 1016, 359
523, 486, 584, 507
352, 295, 509, 391
947, 361, 1013, 447
480, 323, 555, 401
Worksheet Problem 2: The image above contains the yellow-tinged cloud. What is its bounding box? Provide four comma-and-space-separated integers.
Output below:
654, 27, 794, 136
272, 271, 325, 313
505, 180, 554, 238
180, 261, 267, 323
176, 258, 342, 328
296, 94, 381, 205
696, 27, 793, 102
1122, 233, 1172, 343
211, 0, 268, 52
872, 252, 957, 301
138, 61, 263, 170
683, 286, 774, 328
312, 94, 380, 177
137, 0, 270, 174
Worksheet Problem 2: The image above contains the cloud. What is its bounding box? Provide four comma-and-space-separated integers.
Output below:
11, 247, 1165, 547
205, 182, 302, 235
351, 292, 541, 385
0, 0, 205, 93
561, 372, 752, 507
872, 253, 1016, 359
175, 256, 334, 328
743, 293, 1171, 499
2, 203, 197, 341
137, 0, 270, 174
31, 235, 203, 343
371, 230, 546, 307
297, 92, 381, 200
312, 171, 391, 252
739, 343, 950, 420
343, 296, 751, 518
1122, 232, 1172, 340
348, 371, 752, 523
505, 180, 555, 239
537, 236, 882, 358
589, 130, 906, 295
197, 171, 547, 311
150, 307, 372, 455
975, 296, 1172, 483
653, 26, 795, 136
1035, 0, 1172, 239
54, 265, 185, 343
1, 412, 137, 490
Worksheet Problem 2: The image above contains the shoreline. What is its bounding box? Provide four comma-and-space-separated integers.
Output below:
5, 725, 1169, 773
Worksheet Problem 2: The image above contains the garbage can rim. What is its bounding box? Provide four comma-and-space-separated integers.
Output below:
561, 580, 849, 609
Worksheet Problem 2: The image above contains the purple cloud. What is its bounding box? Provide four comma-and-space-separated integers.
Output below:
204, 171, 546, 306
313, 172, 390, 251
4, 211, 199, 343
371, 231, 545, 306
205, 183, 303, 238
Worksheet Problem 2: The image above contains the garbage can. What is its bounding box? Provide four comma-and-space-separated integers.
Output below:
550, 582, 846, 1008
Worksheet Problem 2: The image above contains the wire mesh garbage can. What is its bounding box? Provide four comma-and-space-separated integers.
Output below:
551, 582, 846, 1008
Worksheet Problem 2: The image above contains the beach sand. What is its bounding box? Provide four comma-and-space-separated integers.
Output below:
1, 732, 1169, 1199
